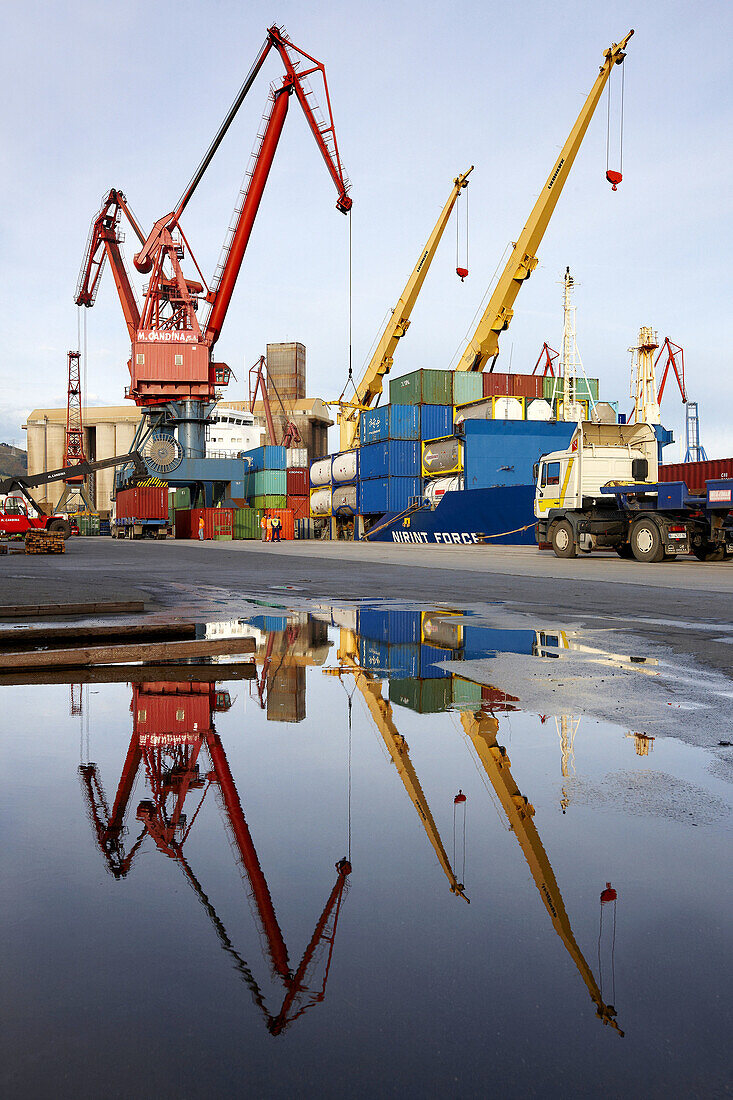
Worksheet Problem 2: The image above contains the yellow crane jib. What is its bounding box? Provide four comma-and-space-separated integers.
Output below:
460, 708, 624, 1034
456, 30, 633, 374
339, 167, 474, 451
329, 630, 470, 902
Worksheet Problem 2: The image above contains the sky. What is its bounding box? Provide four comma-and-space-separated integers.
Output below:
1, 0, 731, 460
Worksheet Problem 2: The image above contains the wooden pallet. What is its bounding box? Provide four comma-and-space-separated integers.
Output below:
24, 531, 66, 554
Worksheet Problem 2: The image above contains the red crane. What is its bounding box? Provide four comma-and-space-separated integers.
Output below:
532, 342, 559, 377
75, 26, 351, 435
248, 355, 302, 448
79, 675, 351, 1034
56, 351, 95, 514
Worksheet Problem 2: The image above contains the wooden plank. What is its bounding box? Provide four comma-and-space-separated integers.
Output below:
0, 600, 146, 619
0, 662, 256, 687
0, 622, 197, 649
3, 635, 257, 670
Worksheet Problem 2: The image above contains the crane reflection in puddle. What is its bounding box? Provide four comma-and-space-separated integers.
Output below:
79, 668, 351, 1037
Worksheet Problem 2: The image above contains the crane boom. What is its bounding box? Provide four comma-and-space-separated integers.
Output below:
456, 30, 633, 374
460, 708, 623, 1034
339, 168, 473, 451
333, 630, 469, 901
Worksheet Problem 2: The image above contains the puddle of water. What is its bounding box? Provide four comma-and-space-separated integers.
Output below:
1, 605, 731, 1098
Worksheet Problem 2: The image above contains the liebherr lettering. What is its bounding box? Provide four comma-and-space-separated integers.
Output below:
547, 157, 565, 189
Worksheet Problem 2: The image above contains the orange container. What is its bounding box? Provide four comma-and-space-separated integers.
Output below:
189, 508, 234, 539
287, 496, 311, 522
266, 508, 294, 540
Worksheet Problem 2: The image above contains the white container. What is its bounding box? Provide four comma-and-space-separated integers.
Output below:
310, 458, 332, 487
526, 398, 553, 421
493, 396, 524, 421
331, 450, 358, 484
310, 487, 332, 515
287, 447, 308, 468
424, 475, 463, 505
332, 485, 358, 513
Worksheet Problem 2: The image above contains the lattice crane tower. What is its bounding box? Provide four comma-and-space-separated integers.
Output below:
629, 326, 661, 424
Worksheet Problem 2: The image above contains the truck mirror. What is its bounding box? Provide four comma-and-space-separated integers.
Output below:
533, 463, 539, 480
631, 458, 648, 481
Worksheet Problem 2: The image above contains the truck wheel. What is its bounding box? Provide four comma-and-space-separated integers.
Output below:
615, 543, 634, 559
47, 518, 71, 540
551, 520, 577, 559
630, 519, 664, 563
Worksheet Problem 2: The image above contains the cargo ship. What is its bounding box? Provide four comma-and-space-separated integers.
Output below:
311, 367, 637, 544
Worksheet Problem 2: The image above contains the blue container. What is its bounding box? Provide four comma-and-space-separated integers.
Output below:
462, 626, 536, 661
360, 406, 390, 445
388, 642, 420, 679
359, 442, 390, 479
419, 643, 455, 678
389, 404, 420, 440
247, 614, 288, 633
359, 441, 420, 479
358, 608, 390, 642
359, 637, 389, 674
388, 610, 421, 645
359, 476, 422, 515
462, 420, 576, 490
242, 445, 287, 472
420, 405, 453, 441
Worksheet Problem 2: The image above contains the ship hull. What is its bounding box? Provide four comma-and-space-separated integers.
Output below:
365, 485, 536, 544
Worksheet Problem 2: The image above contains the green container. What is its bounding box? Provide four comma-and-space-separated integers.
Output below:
388, 677, 452, 714
543, 376, 599, 403
390, 369, 454, 406
215, 533, 233, 541
250, 494, 287, 511
233, 507, 261, 539
250, 470, 287, 497
452, 371, 483, 407
451, 675, 483, 711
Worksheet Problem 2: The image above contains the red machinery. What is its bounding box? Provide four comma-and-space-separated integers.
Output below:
75, 26, 351, 433
249, 355, 302, 448
532, 342, 559, 377
79, 675, 351, 1034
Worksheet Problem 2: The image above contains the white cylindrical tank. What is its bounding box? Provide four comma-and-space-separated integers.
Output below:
422, 437, 463, 475
493, 397, 524, 420
526, 398, 553, 421
310, 487, 332, 515
424, 475, 463, 505
310, 459, 332, 487
332, 485, 358, 513
331, 451, 358, 484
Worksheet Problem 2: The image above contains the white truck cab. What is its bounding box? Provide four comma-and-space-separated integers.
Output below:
533, 422, 690, 561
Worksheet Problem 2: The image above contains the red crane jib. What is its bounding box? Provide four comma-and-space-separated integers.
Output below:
76, 27, 351, 408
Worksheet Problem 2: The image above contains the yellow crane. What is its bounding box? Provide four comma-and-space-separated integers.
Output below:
338, 168, 474, 451
327, 629, 469, 901
460, 707, 623, 1034
455, 30, 633, 374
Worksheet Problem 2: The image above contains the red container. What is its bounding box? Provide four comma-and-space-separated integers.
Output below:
116, 485, 167, 521
266, 508, 295, 540
287, 467, 310, 496
175, 509, 192, 538
483, 372, 515, 397
512, 373, 545, 401
658, 458, 733, 496
287, 496, 311, 522
183, 508, 234, 540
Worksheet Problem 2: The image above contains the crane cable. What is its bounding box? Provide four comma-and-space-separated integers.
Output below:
338, 210, 357, 404
452, 790, 467, 885
605, 60, 625, 184
598, 887, 618, 1006
456, 184, 469, 280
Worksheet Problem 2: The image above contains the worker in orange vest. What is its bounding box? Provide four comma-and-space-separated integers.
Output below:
270, 514, 282, 542
265, 514, 273, 542
260, 514, 267, 542
198, 516, 205, 541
